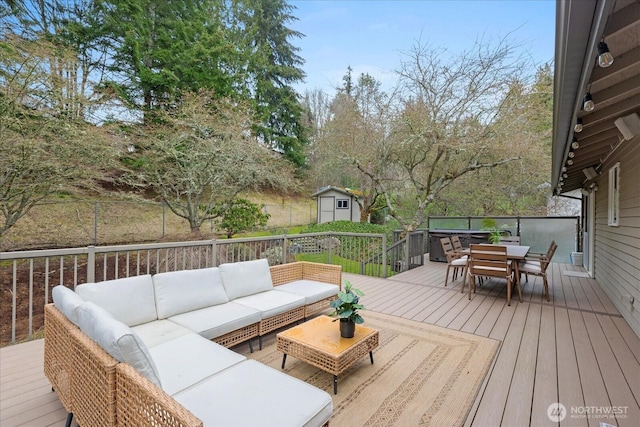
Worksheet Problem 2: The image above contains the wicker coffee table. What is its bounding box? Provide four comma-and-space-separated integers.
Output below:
276, 315, 379, 394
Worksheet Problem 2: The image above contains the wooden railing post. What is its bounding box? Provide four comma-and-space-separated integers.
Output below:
404, 234, 410, 272
283, 236, 288, 264
87, 246, 96, 283
382, 234, 387, 278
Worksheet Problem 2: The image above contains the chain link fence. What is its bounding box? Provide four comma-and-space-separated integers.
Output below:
2, 199, 317, 251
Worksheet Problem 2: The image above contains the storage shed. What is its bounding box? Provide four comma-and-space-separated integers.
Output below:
311, 186, 361, 224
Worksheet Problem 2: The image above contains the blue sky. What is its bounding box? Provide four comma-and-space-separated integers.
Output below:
288, 0, 556, 95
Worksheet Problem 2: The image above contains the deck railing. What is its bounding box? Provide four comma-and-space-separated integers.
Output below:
0, 232, 391, 345
363, 230, 425, 275
0, 217, 579, 345
426, 216, 580, 264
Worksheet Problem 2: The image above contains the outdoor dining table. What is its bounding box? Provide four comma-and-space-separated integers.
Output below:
460, 244, 530, 289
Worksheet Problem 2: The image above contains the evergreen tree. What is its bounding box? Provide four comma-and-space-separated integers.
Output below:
100, 0, 236, 114
229, 0, 307, 166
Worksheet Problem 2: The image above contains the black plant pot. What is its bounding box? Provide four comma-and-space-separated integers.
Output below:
339, 319, 356, 338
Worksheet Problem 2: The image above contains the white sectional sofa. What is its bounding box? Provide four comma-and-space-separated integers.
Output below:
44, 260, 341, 427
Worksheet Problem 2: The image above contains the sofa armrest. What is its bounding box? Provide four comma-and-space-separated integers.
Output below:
44, 304, 75, 412
270, 261, 342, 289
270, 262, 304, 286
69, 324, 119, 427
301, 262, 342, 288
116, 363, 203, 427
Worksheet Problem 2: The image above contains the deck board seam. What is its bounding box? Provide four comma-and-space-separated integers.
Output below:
388, 276, 624, 319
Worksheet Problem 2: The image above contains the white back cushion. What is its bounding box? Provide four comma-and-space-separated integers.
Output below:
153, 267, 229, 319
76, 275, 157, 326
219, 259, 274, 300
52, 285, 84, 325
76, 301, 161, 388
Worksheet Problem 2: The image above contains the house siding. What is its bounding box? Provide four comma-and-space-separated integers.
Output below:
593, 138, 640, 337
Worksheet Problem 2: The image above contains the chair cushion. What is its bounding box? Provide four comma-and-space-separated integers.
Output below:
52, 285, 84, 325
275, 280, 339, 305
173, 360, 333, 427
149, 333, 246, 395
451, 257, 468, 266
76, 275, 157, 326
523, 260, 542, 267
519, 263, 542, 274
168, 302, 261, 340
132, 320, 192, 348
153, 267, 228, 319
232, 290, 305, 319
76, 301, 161, 388
219, 259, 274, 300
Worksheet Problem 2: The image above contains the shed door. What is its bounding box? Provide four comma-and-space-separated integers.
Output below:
319, 197, 335, 223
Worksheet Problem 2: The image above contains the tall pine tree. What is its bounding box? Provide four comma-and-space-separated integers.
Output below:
229, 0, 307, 166
101, 0, 236, 114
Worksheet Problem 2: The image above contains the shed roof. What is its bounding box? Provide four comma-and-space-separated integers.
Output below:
311, 185, 362, 198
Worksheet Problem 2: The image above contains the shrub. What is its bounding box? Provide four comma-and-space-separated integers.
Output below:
301, 220, 389, 235
300, 221, 391, 262
260, 246, 284, 266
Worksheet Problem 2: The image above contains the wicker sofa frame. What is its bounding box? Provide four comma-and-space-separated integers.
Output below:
44, 261, 341, 427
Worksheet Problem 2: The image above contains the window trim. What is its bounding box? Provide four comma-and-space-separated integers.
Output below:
607, 162, 620, 226
336, 199, 349, 209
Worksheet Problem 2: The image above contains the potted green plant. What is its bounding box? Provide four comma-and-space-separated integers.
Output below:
487, 226, 509, 244
481, 218, 509, 244
330, 280, 365, 338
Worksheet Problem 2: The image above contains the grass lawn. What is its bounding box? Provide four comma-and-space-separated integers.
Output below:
295, 253, 394, 277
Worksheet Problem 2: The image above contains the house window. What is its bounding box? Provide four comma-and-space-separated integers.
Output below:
608, 162, 620, 226
336, 199, 349, 209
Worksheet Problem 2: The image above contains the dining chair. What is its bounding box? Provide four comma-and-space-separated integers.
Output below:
466, 244, 522, 305
499, 236, 521, 245
523, 240, 556, 265
450, 235, 465, 254
440, 237, 467, 287
519, 241, 557, 301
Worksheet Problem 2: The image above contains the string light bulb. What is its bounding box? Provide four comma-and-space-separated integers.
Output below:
598, 42, 614, 68
584, 93, 595, 112
567, 159, 574, 165
572, 137, 580, 150
574, 118, 583, 132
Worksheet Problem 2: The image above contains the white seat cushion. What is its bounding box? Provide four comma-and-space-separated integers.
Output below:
149, 333, 246, 396
275, 280, 339, 305
232, 290, 305, 319
519, 263, 543, 274
168, 302, 261, 340
523, 260, 542, 267
76, 275, 157, 326
52, 285, 84, 325
219, 259, 274, 300
451, 257, 468, 266
153, 267, 229, 319
173, 360, 333, 427
76, 301, 161, 388
132, 320, 192, 348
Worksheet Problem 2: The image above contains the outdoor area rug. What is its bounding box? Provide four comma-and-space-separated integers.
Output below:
245, 311, 500, 426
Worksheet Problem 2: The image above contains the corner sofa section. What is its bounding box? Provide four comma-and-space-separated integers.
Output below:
44, 260, 341, 427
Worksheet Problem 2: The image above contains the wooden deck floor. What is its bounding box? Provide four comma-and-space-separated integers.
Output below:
1, 261, 639, 426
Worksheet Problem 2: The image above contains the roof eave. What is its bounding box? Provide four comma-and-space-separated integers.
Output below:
551, 0, 616, 194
